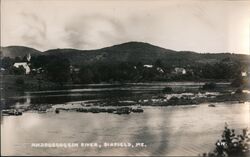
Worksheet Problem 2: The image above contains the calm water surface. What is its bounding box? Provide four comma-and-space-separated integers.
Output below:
4, 82, 229, 106
1, 102, 249, 156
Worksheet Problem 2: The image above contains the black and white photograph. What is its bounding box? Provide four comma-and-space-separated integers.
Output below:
0, 0, 250, 156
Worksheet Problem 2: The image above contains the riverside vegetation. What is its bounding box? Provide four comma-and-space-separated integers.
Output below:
1, 42, 249, 87
202, 125, 250, 157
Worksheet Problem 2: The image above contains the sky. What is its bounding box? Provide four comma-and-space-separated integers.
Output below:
1, 0, 250, 54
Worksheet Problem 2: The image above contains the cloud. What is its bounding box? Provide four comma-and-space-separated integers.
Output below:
2, 0, 249, 54
19, 12, 48, 48
63, 14, 127, 49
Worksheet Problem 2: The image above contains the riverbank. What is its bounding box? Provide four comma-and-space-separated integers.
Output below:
1, 74, 238, 95
1, 75, 249, 113
4, 89, 249, 114
2, 75, 61, 97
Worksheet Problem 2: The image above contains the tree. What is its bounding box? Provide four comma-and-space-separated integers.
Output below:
1, 57, 14, 69
45, 57, 70, 85
78, 66, 94, 84
207, 125, 250, 157
30, 55, 50, 69
12, 66, 26, 75
14, 57, 22, 62
231, 76, 244, 87
154, 59, 163, 68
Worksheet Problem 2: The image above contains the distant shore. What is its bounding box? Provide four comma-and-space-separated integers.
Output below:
2, 74, 233, 93
1, 74, 249, 112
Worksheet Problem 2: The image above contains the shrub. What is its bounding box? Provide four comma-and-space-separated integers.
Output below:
167, 96, 179, 105
231, 77, 244, 87
206, 124, 250, 157
235, 88, 243, 94
15, 77, 24, 85
202, 82, 217, 90
163, 86, 173, 93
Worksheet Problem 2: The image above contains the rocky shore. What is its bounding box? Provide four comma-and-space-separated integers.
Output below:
2, 88, 249, 116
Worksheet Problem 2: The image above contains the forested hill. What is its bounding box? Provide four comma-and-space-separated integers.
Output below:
2, 42, 249, 66
0, 46, 42, 58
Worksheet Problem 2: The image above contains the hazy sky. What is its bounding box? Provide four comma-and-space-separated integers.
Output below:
1, 0, 250, 54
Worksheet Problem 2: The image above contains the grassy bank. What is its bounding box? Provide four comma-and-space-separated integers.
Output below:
1, 75, 60, 98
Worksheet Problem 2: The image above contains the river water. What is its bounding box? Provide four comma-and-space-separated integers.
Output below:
1, 102, 249, 156
1, 82, 249, 156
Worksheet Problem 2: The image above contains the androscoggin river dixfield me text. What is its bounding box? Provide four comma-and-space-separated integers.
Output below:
31, 142, 147, 148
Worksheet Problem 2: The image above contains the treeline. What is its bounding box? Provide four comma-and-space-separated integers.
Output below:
0, 55, 247, 85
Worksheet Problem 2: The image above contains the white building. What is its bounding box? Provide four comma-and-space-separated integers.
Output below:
157, 67, 164, 73
174, 67, 186, 75
27, 53, 31, 62
13, 62, 31, 74
241, 72, 247, 77
143, 65, 153, 68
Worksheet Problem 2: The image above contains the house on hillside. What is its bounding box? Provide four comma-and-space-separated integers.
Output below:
143, 65, 153, 68
31, 67, 44, 74
241, 71, 247, 77
13, 62, 31, 74
12, 53, 32, 74
241, 70, 250, 77
173, 67, 186, 75
70, 65, 80, 73
157, 67, 164, 73
0, 68, 5, 72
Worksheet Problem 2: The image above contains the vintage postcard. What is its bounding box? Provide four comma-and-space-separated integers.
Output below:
1, 0, 250, 156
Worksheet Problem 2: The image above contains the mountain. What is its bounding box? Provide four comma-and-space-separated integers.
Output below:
2, 42, 249, 66
44, 41, 250, 66
43, 42, 177, 65
0, 46, 42, 58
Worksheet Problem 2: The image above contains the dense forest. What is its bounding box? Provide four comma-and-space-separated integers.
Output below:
0, 42, 249, 86
0, 54, 248, 85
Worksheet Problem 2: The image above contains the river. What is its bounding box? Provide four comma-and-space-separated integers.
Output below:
1, 102, 249, 156
1, 82, 249, 156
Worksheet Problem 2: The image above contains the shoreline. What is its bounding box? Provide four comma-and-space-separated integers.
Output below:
2, 91, 249, 115
2, 75, 249, 113
2, 100, 249, 117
